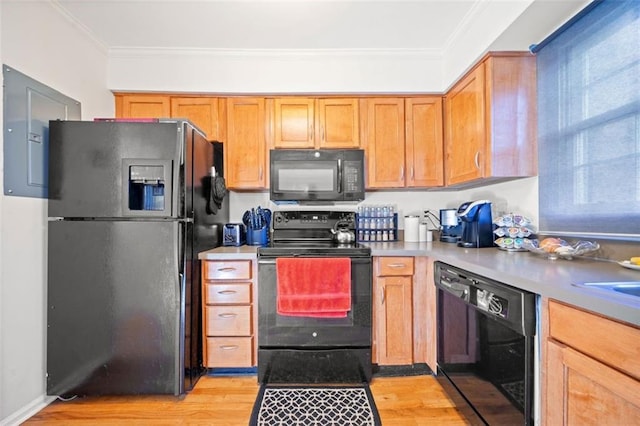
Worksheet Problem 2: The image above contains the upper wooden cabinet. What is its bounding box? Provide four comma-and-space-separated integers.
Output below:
272, 97, 360, 149
115, 94, 170, 119
444, 52, 537, 187
115, 93, 225, 141
272, 97, 315, 148
364, 97, 443, 188
226, 97, 267, 189
170, 97, 225, 142
362, 98, 406, 188
405, 97, 444, 187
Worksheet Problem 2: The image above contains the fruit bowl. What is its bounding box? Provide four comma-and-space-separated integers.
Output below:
523, 238, 600, 260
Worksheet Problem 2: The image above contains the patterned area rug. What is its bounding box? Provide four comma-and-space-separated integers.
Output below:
249, 384, 382, 425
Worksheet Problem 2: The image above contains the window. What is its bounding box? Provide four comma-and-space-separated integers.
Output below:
534, 0, 640, 240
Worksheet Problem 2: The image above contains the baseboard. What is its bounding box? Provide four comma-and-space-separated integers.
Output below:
207, 367, 258, 376
0, 394, 56, 426
372, 363, 433, 377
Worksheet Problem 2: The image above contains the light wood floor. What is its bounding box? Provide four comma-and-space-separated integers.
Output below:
24, 375, 473, 425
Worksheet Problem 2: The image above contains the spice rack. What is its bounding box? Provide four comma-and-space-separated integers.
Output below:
356, 204, 398, 242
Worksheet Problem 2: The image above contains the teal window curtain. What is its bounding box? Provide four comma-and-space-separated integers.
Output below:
533, 0, 640, 239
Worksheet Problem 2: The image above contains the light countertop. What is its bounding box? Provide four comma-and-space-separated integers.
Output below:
199, 241, 640, 327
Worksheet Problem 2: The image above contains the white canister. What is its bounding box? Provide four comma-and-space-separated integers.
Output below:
404, 215, 420, 242
419, 222, 430, 242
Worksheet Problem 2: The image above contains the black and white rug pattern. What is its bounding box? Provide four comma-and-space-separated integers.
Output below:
250, 385, 382, 425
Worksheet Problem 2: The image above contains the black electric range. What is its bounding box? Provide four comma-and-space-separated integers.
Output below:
256, 209, 373, 384
257, 210, 371, 258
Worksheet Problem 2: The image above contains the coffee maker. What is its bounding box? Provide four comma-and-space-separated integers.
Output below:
456, 200, 494, 248
439, 208, 462, 243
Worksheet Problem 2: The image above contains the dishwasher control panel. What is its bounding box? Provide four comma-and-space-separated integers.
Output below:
476, 288, 508, 318
434, 261, 537, 336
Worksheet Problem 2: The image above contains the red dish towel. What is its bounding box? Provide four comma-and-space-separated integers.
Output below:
276, 257, 351, 318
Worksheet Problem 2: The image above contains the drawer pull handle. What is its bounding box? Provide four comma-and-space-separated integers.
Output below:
218, 290, 237, 295
217, 267, 237, 272
218, 313, 237, 318
388, 263, 406, 268
219, 345, 239, 351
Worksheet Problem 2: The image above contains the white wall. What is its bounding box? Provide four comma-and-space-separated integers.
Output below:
0, 2, 113, 424
228, 178, 539, 230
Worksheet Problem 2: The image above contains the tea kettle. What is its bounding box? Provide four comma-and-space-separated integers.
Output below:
331, 220, 356, 244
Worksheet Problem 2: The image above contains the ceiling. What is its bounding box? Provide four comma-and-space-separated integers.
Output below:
52, 0, 494, 52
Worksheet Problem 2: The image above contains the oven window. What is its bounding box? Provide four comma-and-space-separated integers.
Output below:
275, 309, 355, 327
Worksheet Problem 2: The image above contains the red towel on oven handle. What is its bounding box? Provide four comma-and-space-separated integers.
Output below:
276, 257, 351, 318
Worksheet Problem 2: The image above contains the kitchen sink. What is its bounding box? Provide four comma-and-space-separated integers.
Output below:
572, 281, 640, 299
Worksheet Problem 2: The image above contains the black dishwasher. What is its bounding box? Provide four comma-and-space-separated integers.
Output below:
435, 262, 536, 425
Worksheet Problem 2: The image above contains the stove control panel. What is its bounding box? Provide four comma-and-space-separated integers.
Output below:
272, 210, 356, 229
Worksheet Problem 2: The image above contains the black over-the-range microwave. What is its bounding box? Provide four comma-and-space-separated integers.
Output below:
269, 149, 365, 203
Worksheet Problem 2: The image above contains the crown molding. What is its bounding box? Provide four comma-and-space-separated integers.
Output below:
49, 0, 109, 55
107, 46, 444, 59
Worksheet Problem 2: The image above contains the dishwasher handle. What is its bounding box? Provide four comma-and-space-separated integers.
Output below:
436, 274, 471, 302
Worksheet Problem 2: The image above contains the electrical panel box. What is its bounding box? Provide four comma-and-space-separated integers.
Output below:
3, 64, 81, 198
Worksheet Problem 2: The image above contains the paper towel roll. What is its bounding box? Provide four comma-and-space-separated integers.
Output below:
404, 215, 420, 242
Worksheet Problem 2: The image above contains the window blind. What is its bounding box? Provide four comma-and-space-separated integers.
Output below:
534, 0, 640, 240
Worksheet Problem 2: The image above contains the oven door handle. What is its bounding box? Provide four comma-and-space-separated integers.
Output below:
337, 159, 343, 193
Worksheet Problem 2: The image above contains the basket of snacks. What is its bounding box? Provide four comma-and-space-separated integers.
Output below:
523, 238, 600, 260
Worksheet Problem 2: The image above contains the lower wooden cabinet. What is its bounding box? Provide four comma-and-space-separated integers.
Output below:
202, 259, 257, 368
373, 256, 414, 365
543, 299, 640, 424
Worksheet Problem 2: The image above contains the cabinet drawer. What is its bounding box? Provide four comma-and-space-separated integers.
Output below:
206, 305, 252, 336
205, 283, 251, 305
548, 300, 640, 380
206, 337, 253, 367
205, 260, 252, 281
376, 257, 414, 276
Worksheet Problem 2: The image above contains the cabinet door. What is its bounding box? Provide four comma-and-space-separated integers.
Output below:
170, 97, 223, 141
485, 55, 537, 178
373, 275, 413, 365
317, 98, 360, 148
115, 94, 170, 119
444, 63, 486, 185
364, 98, 406, 188
545, 340, 640, 425
405, 97, 444, 187
226, 98, 267, 189
273, 98, 315, 148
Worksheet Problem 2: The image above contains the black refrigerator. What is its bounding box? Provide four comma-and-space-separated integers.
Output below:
46, 119, 228, 397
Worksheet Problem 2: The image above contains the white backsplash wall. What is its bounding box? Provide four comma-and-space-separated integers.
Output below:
229, 177, 539, 229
